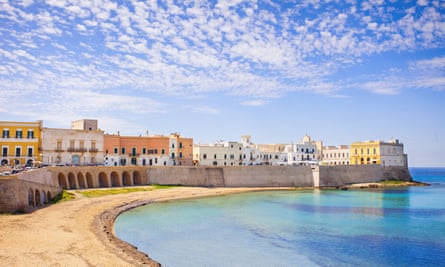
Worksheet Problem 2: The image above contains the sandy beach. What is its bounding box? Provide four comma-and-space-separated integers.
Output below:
0, 187, 290, 266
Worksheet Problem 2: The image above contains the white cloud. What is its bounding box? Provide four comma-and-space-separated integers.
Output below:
241, 99, 267, 106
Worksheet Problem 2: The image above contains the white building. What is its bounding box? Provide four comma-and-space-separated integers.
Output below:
282, 135, 319, 165
380, 140, 407, 167
321, 145, 350, 165
193, 141, 244, 166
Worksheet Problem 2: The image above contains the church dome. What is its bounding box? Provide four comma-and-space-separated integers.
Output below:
303, 134, 311, 143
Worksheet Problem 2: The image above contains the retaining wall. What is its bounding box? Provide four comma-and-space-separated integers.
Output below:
318, 165, 412, 187
0, 175, 61, 213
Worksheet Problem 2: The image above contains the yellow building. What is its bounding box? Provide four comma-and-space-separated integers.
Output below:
350, 139, 406, 166
0, 121, 42, 167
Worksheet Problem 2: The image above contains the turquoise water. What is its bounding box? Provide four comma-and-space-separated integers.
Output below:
115, 168, 445, 266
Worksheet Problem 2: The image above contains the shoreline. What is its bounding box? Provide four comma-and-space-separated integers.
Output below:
0, 187, 295, 266
0, 182, 425, 266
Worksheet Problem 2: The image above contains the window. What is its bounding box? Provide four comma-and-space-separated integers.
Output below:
2, 147, 7, 157
179, 152, 183, 158
27, 130, 34, 139
27, 147, 33, 157
179, 142, 183, 148
142, 148, 146, 154
172, 143, 175, 148
203, 154, 207, 159
161, 149, 165, 155
114, 147, 118, 154
2, 129, 9, 138
214, 154, 217, 159
171, 152, 175, 159
132, 147, 137, 156
16, 147, 21, 157
16, 130, 23, 139
121, 147, 126, 155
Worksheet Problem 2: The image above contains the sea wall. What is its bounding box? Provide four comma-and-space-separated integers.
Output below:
147, 166, 314, 187
318, 165, 412, 187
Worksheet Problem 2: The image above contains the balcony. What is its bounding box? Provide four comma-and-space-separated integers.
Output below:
55, 148, 64, 152
89, 148, 99, 153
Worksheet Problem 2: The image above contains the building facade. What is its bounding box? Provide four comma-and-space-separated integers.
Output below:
321, 145, 350, 165
350, 139, 407, 166
193, 141, 244, 166
0, 121, 42, 167
40, 127, 104, 166
104, 133, 193, 166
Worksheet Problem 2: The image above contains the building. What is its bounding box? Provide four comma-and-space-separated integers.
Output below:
0, 121, 42, 167
350, 139, 407, 166
40, 126, 105, 166
193, 141, 244, 166
280, 135, 320, 165
104, 133, 193, 166
71, 119, 98, 131
321, 145, 350, 165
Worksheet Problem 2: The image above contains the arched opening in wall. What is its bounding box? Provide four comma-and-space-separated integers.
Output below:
122, 171, 132, 186
133, 171, 142, 185
78, 173, 86, 189
41, 191, 45, 205
98, 172, 109, 188
58, 173, 68, 189
1, 159, 8, 166
28, 188, 34, 206
35, 190, 41, 206
47, 191, 51, 203
111, 172, 120, 187
86, 172, 94, 188
26, 159, 33, 166
68, 172, 77, 189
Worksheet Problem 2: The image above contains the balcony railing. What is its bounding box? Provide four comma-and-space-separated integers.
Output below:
89, 148, 99, 153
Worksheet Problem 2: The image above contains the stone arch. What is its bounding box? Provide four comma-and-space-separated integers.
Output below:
111, 171, 120, 187
28, 188, 34, 206
86, 172, 94, 188
47, 191, 51, 203
35, 190, 41, 206
78, 172, 86, 189
122, 171, 132, 186
133, 171, 142, 185
58, 173, 68, 189
68, 172, 77, 189
98, 172, 109, 188
1, 159, 8, 166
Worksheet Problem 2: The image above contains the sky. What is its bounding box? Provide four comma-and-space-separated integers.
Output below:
0, 0, 444, 167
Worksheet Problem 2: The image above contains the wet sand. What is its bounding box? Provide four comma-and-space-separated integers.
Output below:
0, 187, 292, 266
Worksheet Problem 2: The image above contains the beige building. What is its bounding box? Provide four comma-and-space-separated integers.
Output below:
40, 126, 104, 166
321, 145, 350, 165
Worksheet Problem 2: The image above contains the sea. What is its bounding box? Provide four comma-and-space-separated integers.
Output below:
114, 168, 445, 267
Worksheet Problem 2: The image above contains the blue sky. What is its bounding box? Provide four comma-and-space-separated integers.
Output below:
0, 0, 444, 167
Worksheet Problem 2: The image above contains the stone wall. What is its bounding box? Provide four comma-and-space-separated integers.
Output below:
147, 165, 314, 187
318, 165, 412, 187
0, 176, 61, 213
223, 166, 313, 187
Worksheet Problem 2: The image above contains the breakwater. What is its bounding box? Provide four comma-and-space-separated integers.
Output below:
0, 165, 411, 213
